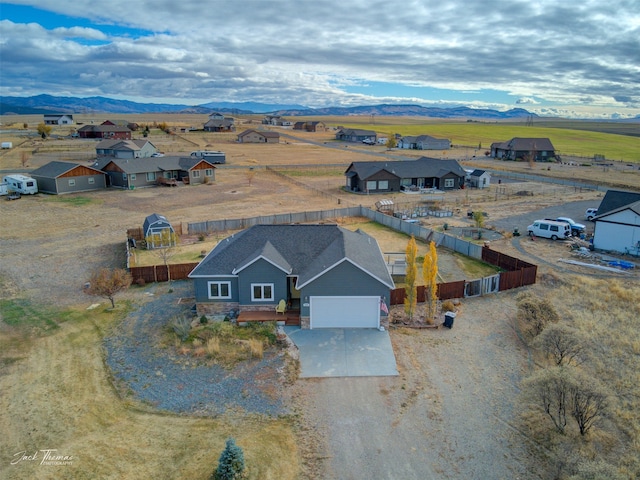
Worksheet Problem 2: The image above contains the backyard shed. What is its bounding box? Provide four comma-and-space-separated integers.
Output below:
592, 200, 640, 256
143, 213, 177, 249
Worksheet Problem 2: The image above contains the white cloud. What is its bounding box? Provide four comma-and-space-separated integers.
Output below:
1, 1, 639, 118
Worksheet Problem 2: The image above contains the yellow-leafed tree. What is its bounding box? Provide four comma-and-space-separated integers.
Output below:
404, 236, 418, 321
423, 241, 439, 324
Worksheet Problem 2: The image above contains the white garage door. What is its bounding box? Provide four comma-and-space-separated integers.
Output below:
310, 296, 380, 329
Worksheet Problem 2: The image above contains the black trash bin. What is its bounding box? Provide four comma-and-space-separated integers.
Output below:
444, 312, 456, 329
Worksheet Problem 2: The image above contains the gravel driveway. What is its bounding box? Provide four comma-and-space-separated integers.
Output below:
103, 281, 289, 416
301, 294, 539, 480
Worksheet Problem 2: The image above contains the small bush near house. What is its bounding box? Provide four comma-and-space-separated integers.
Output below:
441, 300, 456, 312
170, 315, 192, 342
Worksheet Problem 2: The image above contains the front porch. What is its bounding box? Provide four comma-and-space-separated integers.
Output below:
236, 309, 301, 326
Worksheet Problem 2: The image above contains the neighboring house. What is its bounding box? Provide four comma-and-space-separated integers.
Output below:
345, 157, 466, 193
99, 156, 216, 189
77, 124, 132, 140
592, 200, 640, 255
336, 128, 377, 143
95, 139, 157, 158
293, 121, 326, 132
467, 169, 491, 189
102, 119, 140, 131
188, 224, 394, 329
208, 112, 226, 121
397, 135, 450, 150
262, 115, 292, 126
203, 118, 236, 132
30, 161, 106, 194
44, 114, 74, 125
143, 213, 176, 249
490, 137, 556, 161
237, 129, 280, 143
595, 189, 640, 217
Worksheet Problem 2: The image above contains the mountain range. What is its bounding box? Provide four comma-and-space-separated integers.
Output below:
0, 94, 536, 119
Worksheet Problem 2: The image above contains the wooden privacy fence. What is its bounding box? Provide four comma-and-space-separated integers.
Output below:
390, 246, 537, 305
129, 262, 198, 284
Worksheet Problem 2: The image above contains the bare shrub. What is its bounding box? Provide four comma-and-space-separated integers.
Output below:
569, 370, 608, 436
85, 268, 133, 308
516, 292, 560, 341
533, 323, 586, 366
523, 366, 570, 434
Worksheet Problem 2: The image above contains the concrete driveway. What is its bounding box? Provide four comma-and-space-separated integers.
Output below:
283, 327, 398, 378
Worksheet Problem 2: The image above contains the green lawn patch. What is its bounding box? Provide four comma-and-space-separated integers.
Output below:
47, 196, 97, 206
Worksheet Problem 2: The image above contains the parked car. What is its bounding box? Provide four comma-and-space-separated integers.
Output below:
545, 217, 586, 236
527, 219, 572, 240
585, 208, 598, 221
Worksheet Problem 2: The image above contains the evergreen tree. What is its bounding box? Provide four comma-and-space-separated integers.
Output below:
213, 438, 245, 480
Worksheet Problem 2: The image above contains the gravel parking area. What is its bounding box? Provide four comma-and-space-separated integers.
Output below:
103, 281, 290, 416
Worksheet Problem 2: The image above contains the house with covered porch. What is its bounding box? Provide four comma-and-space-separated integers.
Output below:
98, 156, 216, 189
344, 157, 466, 193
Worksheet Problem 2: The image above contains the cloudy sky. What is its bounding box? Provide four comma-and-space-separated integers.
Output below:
1, 0, 639, 119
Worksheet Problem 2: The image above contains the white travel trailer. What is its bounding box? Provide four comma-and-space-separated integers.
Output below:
3, 174, 38, 194
189, 150, 226, 164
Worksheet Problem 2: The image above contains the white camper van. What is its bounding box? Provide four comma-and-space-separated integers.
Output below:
527, 219, 571, 240
3, 174, 38, 195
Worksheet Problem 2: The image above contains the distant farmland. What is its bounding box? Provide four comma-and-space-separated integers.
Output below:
323, 118, 640, 162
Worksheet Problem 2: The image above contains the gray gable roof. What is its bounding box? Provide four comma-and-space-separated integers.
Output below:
96, 139, 153, 151
506, 137, 555, 151
597, 190, 640, 217
189, 224, 394, 288
100, 156, 215, 174
470, 169, 487, 177
30, 161, 104, 178
596, 200, 640, 219
346, 157, 466, 180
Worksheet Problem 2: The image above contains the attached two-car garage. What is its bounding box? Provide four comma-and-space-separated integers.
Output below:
309, 296, 380, 329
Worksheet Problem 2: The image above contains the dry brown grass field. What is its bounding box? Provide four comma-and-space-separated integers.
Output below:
1, 116, 639, 478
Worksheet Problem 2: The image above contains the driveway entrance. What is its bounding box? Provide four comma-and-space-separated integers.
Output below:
283, 327, 398, 378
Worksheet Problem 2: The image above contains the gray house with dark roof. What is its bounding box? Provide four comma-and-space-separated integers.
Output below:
398, 135, 450, 150
96, 139, 157, 158
336, 128, 377, 143
188, 224, 394, 329
30, 161, 106, 194
490, 137, 556, 161
98, 156, 216, 188
345, 157, 466, 193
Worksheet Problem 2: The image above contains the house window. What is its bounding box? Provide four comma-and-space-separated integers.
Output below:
251, 283, 274, 301
192, 170, 201, 178
68, 179, 76, 186
208, 281, 231, 299
130, 174, 136, 181
401, 178, 412, 187
88, 177, 95, 184
122, 173, 127, 180
378, 180, 389, 190
366, 180, 377, 191
444, 178, 455, 188
205, 169, 213, 177
146, 172, 156, 181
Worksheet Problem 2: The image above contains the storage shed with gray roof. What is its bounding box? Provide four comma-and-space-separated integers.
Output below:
189, 224, 395, 329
